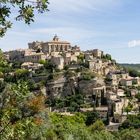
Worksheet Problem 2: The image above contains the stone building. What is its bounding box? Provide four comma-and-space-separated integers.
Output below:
5, 49, 46, 63
92, 86, 107, 107
93, 49, 103, 58
21, 62, 43, 70
46, 76, 77, 98
103, 67, 110, 76
28, 35, 71, 54
88, 59, 103, 74
24, 52, 46, 63
120, 78, 133, 86
51, 56, 64, 70
6, 49, 26, 62
85, 53, 93, 61
116, 89, 125, 97
46, 77, 67, 98
114, 98, 129, 115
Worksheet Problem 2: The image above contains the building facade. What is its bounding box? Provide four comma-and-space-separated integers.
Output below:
28, 35, 71, 54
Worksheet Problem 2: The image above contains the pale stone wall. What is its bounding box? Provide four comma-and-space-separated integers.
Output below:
120, 79, 132, 86
71, 55, 77, 62
7, 49, 25, 62
24, 53, 46, 63
73, 51, 80, 57
85, 53, 93, 61
29, 36, 71, 54
114, 98, 129, 115
93, 49, 103, 58
51, 56, 64, 70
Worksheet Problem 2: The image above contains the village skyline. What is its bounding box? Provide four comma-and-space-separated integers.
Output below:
1, 0, 140, 63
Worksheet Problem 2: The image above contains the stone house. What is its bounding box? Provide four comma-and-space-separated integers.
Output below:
116, 89, 125, 97
71, 45, 80, 52
64, 52, 71, 57
6, 49, 26, 62
46, 77, 67, 98
5, 49, 46, 63
121, 72, 129, 79
92, 86, 107, 107
21, 62, 43, 70
64, 54, 78, 65
71, 46, 80, 56
85, 53, 93, 61
132, 77, 140, 85
95, 106, 108, 119
50, 52, 60, 57
106, 91, 117, 101
64, 57, 71, 65
88, 59, 102, 73
93, 49, 103, 58
130, 89, 138, 96
107, 73, 117, 80
108, 71, 128, 81
103, 67, 110, 76
51, 56, 64, 70
70, 55, 78, 63
24, 52, 46, 63
72, 51, 80, 57
114, 98, 129, 115
46, 76, 77, 98
106, 73, 118, 86
120, 78, 132, 86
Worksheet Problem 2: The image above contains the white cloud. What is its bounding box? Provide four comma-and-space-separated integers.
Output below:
30, 27, 119, 42
48, 0, 121, 15
128, 40, 140, 47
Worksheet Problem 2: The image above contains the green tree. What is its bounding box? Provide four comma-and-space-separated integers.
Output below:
84, 111, 99, 126
77, 53, 85, 63
0, 0, 49, 37
124, 102, 133, 115
0, 81, 48, 139
90, 120, 105, 132
0, 49, 9, 72
129, 69, 140, 77
91, 130, 117, 140
119, 129, 140, 140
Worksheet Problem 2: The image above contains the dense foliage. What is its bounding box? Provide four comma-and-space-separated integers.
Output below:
46, 113, 140, 140
1, 50, 140, 139
0, 81, 48, 139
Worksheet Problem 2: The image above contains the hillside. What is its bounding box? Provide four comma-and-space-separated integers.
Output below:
1, 38, 140, 139
120, 63, 140, 71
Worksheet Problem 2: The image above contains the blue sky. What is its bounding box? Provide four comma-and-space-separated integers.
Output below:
1, 0, 140, 63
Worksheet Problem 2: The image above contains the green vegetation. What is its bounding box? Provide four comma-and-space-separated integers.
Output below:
121, 63, 140, 77
124, 102, 133, 115
102, 54, 112, 61
121, 64, 140, 72
46, 113, 140, 140
119, 114, 140, 129
0, 81, 48, 139
46, 91, 84, 112
80, 71, 95, 80
77, 53, 85, 63
135, 92, 140, 102
1, 50, 140, 139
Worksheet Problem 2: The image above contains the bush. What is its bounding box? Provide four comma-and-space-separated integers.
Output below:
80, 72, 95, 80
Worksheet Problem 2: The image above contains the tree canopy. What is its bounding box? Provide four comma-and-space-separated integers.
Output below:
0, 0, 49, 37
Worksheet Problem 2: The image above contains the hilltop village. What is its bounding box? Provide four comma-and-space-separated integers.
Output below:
4, 35, 140, 130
